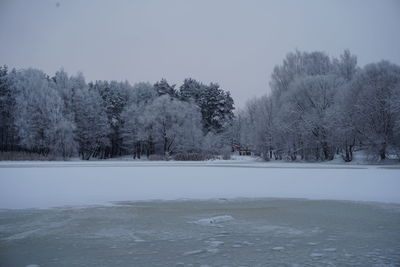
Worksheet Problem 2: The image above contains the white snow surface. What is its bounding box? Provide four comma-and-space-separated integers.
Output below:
0, 158, 399, 209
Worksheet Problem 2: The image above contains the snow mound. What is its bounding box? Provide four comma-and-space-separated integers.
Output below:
193, 215, 234, 225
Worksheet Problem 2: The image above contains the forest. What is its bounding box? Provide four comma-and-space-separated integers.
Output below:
1, 50, 400, 161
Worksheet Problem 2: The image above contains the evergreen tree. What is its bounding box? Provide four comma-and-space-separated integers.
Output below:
154, 79, 177, 97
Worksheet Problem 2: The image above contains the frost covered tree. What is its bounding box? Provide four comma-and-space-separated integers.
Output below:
270, 51, 332, 98
392, 84, 400, 157
73, 84, 110, 160
91, 80, 131, 157
238, 50, 367, 161
240, 96, 276, 160
238, 50, 400, 162
11, 69, 76, 157
121, 102, 144, 158
179, 78, 203, 101
282, 75, 343, 160
333, 49, 358, 82
179, 79, 234, 133
127, 82, 157, 106
52, 70, 87, 121
200, 83, 234, 133
348, 61, 400, 160
139, 95, 203, 155
265, 51, 338, 160
0, 64, 236, 160
0, 65, 18, 151
8, 49, 400, 162
52, 69, 74, 118
121, 82, 158, 158
154, 79, 177, 97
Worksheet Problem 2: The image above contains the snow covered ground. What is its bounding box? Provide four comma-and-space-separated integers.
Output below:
0, 158, 399, 209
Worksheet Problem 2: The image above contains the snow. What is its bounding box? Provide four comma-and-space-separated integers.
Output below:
0, 160, 399, 209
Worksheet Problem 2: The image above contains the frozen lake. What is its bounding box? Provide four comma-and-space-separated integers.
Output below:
0, 160, 400, 209
1, 199, 399, 266
0, 161, 399, 266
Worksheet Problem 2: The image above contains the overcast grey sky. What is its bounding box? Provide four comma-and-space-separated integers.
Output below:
0, 0, 399, 107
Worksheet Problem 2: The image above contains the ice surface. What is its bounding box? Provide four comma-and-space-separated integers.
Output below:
206, 240, 224, 247
310, 253, 324, 257
0, 160, 399, 265
183, 249, 204, 256
0, 160, 399, 209
0, 199, 399, 266
193, 215, 234, 225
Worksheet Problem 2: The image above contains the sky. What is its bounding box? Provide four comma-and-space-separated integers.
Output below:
0, 0, 399, 108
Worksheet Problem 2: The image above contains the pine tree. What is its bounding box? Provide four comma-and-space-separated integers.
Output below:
154, 79, 177, 97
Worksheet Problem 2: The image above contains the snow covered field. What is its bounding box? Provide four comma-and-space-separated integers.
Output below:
0, 160, 400, 266
0, 159, 399, 209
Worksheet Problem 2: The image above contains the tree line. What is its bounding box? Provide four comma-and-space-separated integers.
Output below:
1, 50, 399, 162
0, 67, 234, 160
232, 50, 400, 161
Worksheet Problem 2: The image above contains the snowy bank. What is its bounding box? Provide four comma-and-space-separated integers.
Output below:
0, 161, 399, 209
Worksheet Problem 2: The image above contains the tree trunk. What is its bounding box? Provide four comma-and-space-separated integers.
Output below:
380, 147, 386, 160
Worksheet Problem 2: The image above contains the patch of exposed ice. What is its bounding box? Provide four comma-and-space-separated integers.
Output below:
4, 229, 40, 241
92, 228, 145, 242
272, 246, 285, 251
311, 227, 323, 234
193, 215, 234, 225
206, 240, 224, 247
323, 248, 337, 252
255, 225, 304, 235
183, 249, 205, 256
215, 231, 230, 237
206, 248, 219, 253
26, 265, 40, 267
